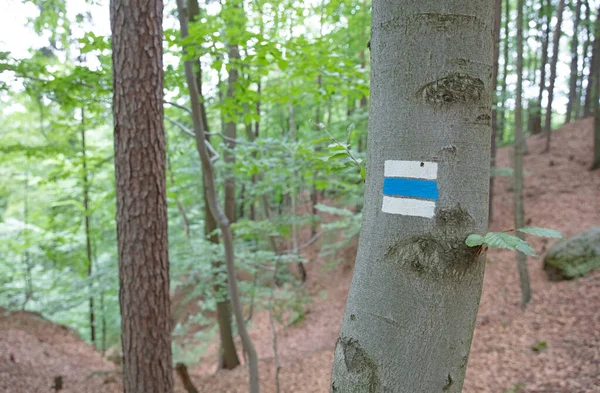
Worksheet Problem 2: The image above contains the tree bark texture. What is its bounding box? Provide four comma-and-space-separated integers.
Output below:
329, 2, 492, 392
110, 0, 174, 391
544, 0, 566, 152
514, 0, 532, 307
175, 1, 259, 391
566, 0, 583, 123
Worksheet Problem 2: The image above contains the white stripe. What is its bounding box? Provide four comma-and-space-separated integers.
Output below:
381, 196, 436, 218
384, 160, 438, 180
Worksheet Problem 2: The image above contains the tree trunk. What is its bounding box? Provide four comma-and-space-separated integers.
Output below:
593, 81, 600, 170
80, 108, 95, 346
188, 0, 240, 370
490, 0, 502, 223
584, 5, 600, 118
514, 0, 532, 308
109, 0, 173, 390
578, 1, 592, 118
566, 0, 583, 123
329, 2, 493, 392
225, 43, 240, 224
543, 0, 566, 152
533, 0, 552, 136
498, 0, 510, 143
175, 2, 259, 392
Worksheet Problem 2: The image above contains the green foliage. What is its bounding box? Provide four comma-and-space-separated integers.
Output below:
531, 340, 548, 352
466, 227, 563, 258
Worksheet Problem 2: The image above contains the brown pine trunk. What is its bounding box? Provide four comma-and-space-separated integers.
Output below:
579, 1, 592, 118
110, 0, 173, 390
566, 0, 583, 123
490, 0, 502, 223
80, 108, 95, 346
544, 0, 566, 152
532, 0, 552, 135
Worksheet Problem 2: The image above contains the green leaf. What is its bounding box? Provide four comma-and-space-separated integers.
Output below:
465, 234, 485, 247
360, 166, 366, 179
517, 227, 563, 238
311, 137, 331, 145
327, 152, 349, 161
484, 232, 539, 258
328, 142, 349, 151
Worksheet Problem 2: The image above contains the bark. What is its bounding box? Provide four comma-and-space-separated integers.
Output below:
490, 0, 502, 223
110, 0, 173, 389
329, 1, 492, 392
566, 0, 583, 123
533, 0, 552, 135
514, 0, 532, 308
584, 6, 600, 118
175, 2, 259, 392
188, 0, 240, 370
80, 108, 95, 345
544, 0, 566, 152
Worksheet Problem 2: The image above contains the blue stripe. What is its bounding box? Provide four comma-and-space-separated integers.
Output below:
383, 177, 438, 200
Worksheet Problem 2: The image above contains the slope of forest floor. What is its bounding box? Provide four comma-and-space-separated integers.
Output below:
1, 118, 599, 393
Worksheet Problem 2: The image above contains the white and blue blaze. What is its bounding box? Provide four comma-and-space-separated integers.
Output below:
381, 160, 439, 218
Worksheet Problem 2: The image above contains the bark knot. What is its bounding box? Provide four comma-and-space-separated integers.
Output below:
384, 206, 480, 276
332, 335, 381, 393
418, 73, 484, 106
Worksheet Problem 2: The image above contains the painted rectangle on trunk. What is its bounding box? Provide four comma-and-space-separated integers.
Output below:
382, 160, 438, 218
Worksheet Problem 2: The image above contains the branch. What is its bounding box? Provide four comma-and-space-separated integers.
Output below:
165, 116, 219, 163
278, 232, 322, 255
164, 101, 193, 115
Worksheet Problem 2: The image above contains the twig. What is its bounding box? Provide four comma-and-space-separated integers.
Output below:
164, 100, 193, 115
165, 116, 220, 163
278, 232, 322, 255
309, 119, 363, 169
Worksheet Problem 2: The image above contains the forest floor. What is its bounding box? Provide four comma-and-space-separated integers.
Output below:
1, 117, 599, 393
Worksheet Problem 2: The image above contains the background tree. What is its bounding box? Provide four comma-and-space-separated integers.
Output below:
544, 0, 566, 152
329, 1, 493, 391
514, 0, 532, 307
110, 0, 174, 391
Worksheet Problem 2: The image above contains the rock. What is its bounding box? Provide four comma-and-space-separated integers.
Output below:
544, 227, 600, 281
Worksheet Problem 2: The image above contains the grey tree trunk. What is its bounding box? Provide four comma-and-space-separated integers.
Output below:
533, 0, 552, 136
187, 0, 240, 369
175, 1, 259, 391
80, 108, 95, 346
543, 0, 566, 152
566, 0, 583, 124
498, 0, 510, 143
490, 0, 502, 223
513, 0, 532, 307
584, 6, 600, 118
329, 1, 493, 392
